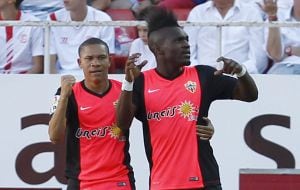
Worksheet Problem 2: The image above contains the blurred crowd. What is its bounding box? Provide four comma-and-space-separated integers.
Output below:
0, 0, 299, 74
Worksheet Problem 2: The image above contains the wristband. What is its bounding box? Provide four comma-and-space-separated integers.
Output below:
121, 79, 133, 91
236, 65, 247, 78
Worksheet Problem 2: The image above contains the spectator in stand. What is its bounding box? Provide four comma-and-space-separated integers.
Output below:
259, 0, 300, 74
0, 0, 44, 74
90, 0, 139, 73
184, 0, 268, 74
129, 7, 156, 71
48, 0, 115, 75
20, 0, 63, 20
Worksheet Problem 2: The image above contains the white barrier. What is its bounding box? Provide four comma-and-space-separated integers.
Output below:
0, 74, 299, 190
1, 20, 300, 74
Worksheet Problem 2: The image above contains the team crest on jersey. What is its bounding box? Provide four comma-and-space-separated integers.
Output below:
184, 81, 197, 93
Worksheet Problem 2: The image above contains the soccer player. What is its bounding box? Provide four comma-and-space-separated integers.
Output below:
117, 6, 258, 190
48, 38, 134, 189
0, 0, 44, 74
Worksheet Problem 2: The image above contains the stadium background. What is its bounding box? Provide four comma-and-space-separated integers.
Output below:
0, 74, 299, 190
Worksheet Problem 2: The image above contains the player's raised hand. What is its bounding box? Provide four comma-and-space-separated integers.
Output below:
125, 53, 147, 82
60, 75, 76, 98
215, 56, 244, 77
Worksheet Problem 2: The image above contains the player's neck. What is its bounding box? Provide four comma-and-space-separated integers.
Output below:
85, 79, 110, 95
70, 6, 87, 21
156, 66, 184, 80
0, 7, 19, 20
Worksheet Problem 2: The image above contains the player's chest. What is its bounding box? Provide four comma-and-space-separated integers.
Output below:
144, 79, 201, 112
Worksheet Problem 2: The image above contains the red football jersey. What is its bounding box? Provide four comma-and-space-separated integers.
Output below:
143, 67, 203, 189
54, 80, 134, 189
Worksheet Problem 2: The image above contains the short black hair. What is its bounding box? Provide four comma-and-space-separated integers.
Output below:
15, 0, 24, 9
78, 37, 109, 57
144, 6, 180, 37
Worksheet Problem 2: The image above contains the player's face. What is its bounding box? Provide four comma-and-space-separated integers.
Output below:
63, 0, 86, 11
137, 25, 148, 44
78, 44, 110, 82
159, 27, 191, 67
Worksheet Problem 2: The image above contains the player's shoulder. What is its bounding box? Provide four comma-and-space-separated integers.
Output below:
194, 65, 217, 77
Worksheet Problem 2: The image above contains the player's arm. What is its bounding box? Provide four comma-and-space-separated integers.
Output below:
117, 53, 146, 130
233, 71, 258, 102
48, 75, 75, 144
116, 86, 136, 130
215, 56, 258, 102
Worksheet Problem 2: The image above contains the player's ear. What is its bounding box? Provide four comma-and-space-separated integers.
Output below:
148, 41, 162, 56
156, 44, 164, 55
